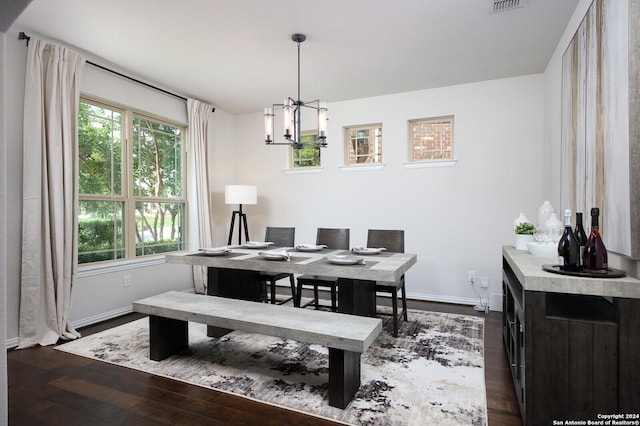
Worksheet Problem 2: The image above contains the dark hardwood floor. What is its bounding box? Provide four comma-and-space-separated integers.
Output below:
8, 294, 523, 425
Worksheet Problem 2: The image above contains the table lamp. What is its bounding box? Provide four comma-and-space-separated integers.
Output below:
225, 185, 257, 245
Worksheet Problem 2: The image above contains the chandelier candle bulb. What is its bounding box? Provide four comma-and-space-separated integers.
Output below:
264, 107, 274, 143
283, 98, 292, 139
318, 102, 328, 139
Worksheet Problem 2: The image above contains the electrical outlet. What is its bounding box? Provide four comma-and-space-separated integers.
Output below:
480, 276, 490, 288
123, 274, 131, 287
468, 270, 476, 284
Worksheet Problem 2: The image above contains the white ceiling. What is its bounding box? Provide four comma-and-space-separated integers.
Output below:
13, 0, 579, 114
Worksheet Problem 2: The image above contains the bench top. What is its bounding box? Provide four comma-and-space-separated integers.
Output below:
133, 291, 382, 353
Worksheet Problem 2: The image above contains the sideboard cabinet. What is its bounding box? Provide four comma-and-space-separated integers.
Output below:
502, 246, 640, 425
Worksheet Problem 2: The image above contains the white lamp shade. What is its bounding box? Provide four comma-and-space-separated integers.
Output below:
225, 185, 257, 205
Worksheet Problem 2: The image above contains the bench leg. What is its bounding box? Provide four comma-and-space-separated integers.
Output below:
148, 315, 188, 361
328, 348, 361, 409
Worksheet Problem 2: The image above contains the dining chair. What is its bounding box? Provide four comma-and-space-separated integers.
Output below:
296, 228, 350, 311
367, 229, 408, 337
261, 226, 296, 305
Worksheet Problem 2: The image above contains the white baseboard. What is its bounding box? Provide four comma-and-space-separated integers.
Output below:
280, 282, 503, 311
71, 305, 134, 330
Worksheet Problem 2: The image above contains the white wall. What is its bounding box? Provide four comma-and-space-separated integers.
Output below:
225, 75, 545, 306
543, 0, 640, 278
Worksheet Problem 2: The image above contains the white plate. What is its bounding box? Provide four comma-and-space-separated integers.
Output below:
198, 248, 231, 256
295, 244, 326, 252
325, 255, 365, 265
259, 251, 290, 261
351, 247, 386, 255
244, 241, 274, 249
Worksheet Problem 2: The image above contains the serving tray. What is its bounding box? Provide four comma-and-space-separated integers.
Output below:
542, 264, 626, 278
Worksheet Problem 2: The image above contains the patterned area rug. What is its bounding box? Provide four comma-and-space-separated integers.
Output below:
56, 308, 486, 426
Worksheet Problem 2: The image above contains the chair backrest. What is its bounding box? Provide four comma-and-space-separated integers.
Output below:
265, 227, 295, 247
316, 228, 350, 249
367, 229, 404, 253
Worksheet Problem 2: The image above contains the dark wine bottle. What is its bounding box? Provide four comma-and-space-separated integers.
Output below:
583, 207, 608, 272
574, 212, 588, 268
557, 209, 580, 271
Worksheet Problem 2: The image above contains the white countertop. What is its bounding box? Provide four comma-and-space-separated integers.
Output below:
502, 246, 640, 299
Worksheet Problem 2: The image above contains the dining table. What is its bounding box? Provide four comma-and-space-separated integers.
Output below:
165, 244, 417, 320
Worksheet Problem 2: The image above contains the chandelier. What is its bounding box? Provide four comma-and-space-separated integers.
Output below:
264, 34, 328, 149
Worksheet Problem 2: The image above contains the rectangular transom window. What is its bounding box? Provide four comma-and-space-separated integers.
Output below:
344, 124, 382, 165
78, 98, 187, 264
409, 116, 454, 161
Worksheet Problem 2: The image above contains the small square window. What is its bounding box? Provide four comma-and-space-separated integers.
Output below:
408, 116, 454, 162
344, 124, 382, 165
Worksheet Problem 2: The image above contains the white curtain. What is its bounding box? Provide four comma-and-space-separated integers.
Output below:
18, 37, 85, 348
187, 99, 214, 294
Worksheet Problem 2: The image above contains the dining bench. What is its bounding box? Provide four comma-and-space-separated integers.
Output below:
132, 290, 382, 408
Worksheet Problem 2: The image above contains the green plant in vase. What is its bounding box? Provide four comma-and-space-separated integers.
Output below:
515, 222, 536, 235
514, 222, 536, 250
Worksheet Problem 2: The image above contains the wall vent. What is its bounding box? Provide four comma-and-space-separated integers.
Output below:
492, 0, 526, 13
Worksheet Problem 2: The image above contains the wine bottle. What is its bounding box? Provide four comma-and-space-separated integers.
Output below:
583, 207, 608, 272
557, 209, 580, 271
574, 212, 588, 267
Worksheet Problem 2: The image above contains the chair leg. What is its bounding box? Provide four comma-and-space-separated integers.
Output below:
330, 283, 337, 312
289, 275, 296, 306
269, 279, 277, 304
295, 280, 304, 307
391, 292, 399, 338
401, 284, 408, 321
313, 284, 320, 310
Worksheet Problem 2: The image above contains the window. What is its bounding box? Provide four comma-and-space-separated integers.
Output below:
344, 124, 382, 165
291, 132, 321, 168
409, 116, 454, 161
78, 99, 186, 264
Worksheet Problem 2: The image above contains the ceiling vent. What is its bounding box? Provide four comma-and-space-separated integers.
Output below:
492, 0, 526, 13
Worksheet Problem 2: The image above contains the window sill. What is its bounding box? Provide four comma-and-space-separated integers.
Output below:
403, 160, 457, 169
339, 163, 385, 172
284, 167, 323, 175
77, 255, 166, 278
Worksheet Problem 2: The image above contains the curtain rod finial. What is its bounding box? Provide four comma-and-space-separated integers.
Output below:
19, 32, 31, 45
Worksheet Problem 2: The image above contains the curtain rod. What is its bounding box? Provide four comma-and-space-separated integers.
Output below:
19, 32, 215, 112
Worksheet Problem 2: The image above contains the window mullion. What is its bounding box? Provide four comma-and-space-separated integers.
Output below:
124, 110, 136, 260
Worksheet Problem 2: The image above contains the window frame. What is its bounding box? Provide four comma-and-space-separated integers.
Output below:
407, 115, 455, 163
78, 96, 188, 266
343, 123, 383, 166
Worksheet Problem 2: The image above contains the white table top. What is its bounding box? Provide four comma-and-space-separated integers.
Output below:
166, 246, 417, 282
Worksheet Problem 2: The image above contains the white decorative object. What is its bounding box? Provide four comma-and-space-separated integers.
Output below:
545, 213, 564, 243
537, 201, 555, 229
515, 234, 534, 251
527, 241, 558, 259
513, 213, 530, 228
